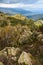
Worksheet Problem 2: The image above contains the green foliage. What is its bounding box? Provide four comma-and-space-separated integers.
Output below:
0, 25, 32, 49
0, 13, 37, 31
39, 24, 43, 33
0, 20, 8, 27
22, 62, 26, 65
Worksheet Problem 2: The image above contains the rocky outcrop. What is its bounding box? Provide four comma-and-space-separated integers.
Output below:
0, 47, 37, 65
18, 51, 35, 65
0, 47, 22, 62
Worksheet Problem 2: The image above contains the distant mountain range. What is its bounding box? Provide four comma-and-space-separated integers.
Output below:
0, 7, 33, 16
27, 14, 43, 20
0, 7, 43, 20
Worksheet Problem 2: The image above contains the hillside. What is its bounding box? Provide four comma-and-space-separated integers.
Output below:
0, 12, 43, 65
0, 12, 36, 31
27, 14, 43, 20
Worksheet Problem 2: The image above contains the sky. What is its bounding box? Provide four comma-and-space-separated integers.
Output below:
0, 0, 43, 12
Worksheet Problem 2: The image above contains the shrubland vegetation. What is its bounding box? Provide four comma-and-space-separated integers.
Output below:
0, 12, 43, 65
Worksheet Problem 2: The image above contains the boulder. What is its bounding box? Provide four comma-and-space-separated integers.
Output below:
37, 34, 43, 43
0, 62, 4, 65
7, 47, 22, 56
0, 47, 21, 56
0, 47, 22, 61
18, 51, 35, 65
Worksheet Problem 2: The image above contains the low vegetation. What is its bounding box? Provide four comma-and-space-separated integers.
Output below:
0, 12, 43, 65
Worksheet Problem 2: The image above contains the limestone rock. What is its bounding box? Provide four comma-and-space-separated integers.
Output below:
0, 62, 4, 65
37, 34, 43, 43
1, 47, 21, 56
0, 47, 22, 61
18, 51, 35, 65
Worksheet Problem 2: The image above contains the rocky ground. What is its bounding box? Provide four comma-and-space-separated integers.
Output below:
0, 47, 40, 65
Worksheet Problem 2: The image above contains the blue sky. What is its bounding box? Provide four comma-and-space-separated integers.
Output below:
0, 0, 43, 12
0, 0, 38, 4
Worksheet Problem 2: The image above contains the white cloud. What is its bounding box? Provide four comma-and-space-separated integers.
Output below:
0, 3, 43, 8
0, 2, 43, 12
0, 3, 22, 8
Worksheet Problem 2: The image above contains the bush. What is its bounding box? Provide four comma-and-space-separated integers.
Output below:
0, 20, 8, 27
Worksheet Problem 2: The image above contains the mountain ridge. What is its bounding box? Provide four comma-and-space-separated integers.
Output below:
0, 7, 32, 16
